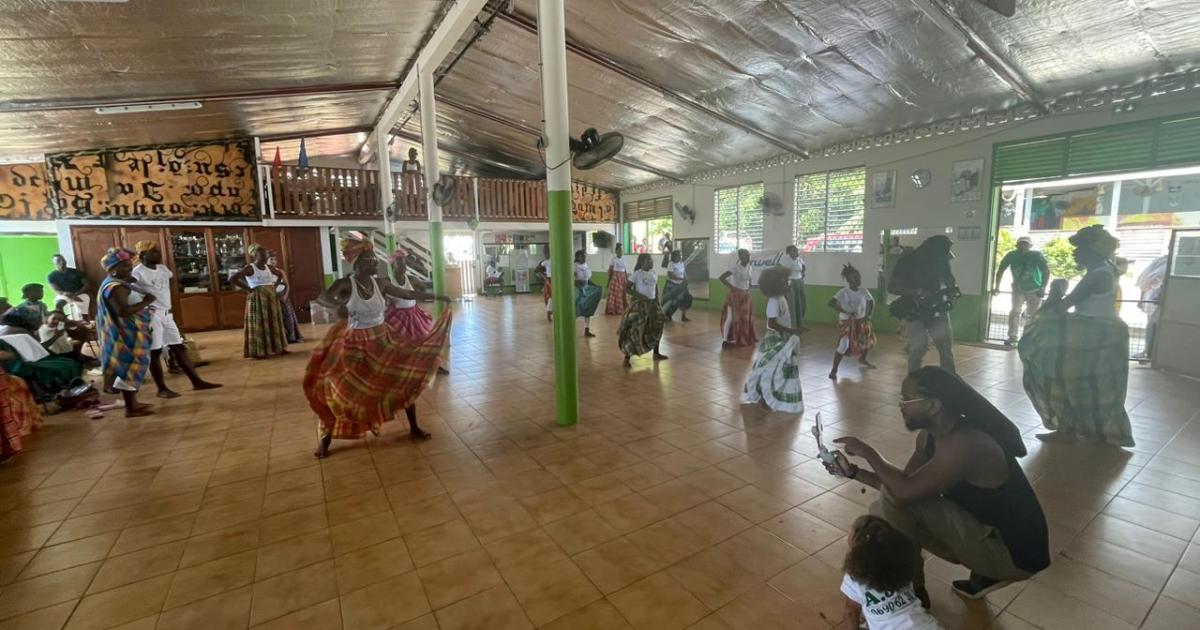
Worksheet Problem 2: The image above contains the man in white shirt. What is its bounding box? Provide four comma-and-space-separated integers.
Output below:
784, 245, 807, 326
131, 241, 221, 398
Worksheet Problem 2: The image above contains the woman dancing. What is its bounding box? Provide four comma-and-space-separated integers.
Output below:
604, 243, 629, 316
266, 250, 304, 343
96, 248, 155, 417
719, 248, 757, 348
385, 248, 449, 375
232, 244, 288, 359
618, 254, 668, 367
741, 266, 805, 413
661, 250, 693, 322
1018, 225, 1133, 446
574, 250, 602, 338
305, 233, 451, 458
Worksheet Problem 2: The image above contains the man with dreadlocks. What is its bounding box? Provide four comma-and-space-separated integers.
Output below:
888, 235, 959, 373
826, 366, 1050, 605
1018, 225, 1134, 446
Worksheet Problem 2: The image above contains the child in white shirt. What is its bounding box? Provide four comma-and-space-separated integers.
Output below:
829, 263, 877, 380
842, 515, 942, 630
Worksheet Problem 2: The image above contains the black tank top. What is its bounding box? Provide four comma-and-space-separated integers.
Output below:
926, 437, 1050, 573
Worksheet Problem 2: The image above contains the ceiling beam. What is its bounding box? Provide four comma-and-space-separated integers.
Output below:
429, 95, 686, 183
361, 0, 492, 163
0, 83, 396, 114
909, 0, 1044, 108
497, 9, 810, 159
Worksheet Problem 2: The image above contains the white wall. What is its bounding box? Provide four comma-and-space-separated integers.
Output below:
621, 93, 1200, 295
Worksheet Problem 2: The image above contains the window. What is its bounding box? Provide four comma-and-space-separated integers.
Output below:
794, 167, 865, 252
713, 183, 765, 254
623, 195, 673, 254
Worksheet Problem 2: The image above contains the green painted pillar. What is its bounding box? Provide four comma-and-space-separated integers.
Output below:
540, 0, 578, 426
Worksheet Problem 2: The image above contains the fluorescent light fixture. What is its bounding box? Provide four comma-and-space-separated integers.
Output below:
95, 102, 202, 115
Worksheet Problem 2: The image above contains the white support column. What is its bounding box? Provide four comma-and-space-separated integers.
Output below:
376, 126, 394, 243
419, 64, 447, 315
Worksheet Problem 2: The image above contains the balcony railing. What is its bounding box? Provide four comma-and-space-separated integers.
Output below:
265, 165, 616, 224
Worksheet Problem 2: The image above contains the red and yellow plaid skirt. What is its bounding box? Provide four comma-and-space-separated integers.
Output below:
304, 310, 452, 440
837, 317, 876, 356
720, 288, 757, 347
605, 271, 628, 315
1, 372, 42, 463
542, 278, 552, 304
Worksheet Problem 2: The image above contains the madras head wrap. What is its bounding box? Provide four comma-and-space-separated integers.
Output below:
339, 231, 374, 263
388, 247, 409, 264
100, 247, 132, 270
247, 243, 265, 256
134, 240, 159, 255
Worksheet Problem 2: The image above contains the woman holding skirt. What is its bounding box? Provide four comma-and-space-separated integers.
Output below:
719, 249, 757, 348
1018, 225, 1134, 447
574, 250, 602, 338
662, 250, 693, 322
267, 250, 304, 343
741, 266, 805, 413
233, 244, 289, 359
619, 254, 668, 367
605, 243, 629, 316
306, 233, 451, 458
386, 249, 449, 375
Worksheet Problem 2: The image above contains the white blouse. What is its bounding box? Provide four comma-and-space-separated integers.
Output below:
610, 257, 628, 274
728, 264, 751, 290
629, 269, 658, 299
574, 263, 592, 282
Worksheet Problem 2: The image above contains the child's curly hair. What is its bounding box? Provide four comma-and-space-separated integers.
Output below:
843, 515, 917, 593
757, 265, 790, 298
840, 263, 860, 282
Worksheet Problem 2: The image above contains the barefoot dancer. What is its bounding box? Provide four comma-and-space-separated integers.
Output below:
829, 263, 877, 380
618, 253, 667, 367
385, 248, 449, 375
305, 233, 451, 458
131, 241, 222, 398
740, 266, 804, 413
95, 248, 155, 417
232, 244, 288, 359
719, 249, 757, 348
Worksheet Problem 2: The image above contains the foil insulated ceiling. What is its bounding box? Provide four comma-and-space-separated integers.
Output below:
1, 0, 1199, 188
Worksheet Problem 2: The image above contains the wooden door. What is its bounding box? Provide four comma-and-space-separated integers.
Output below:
70, 227, 119, 318
166, 228, 220, 332
119, 227, 165, 257
211, 228, 249, 329
283, 228, 324, 323
248, 228, 284, 260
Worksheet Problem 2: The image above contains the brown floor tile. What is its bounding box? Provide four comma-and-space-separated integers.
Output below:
434, 585, 532, 630
0, 601, 77, 630
0, 562, 99, 620
166, 550, 257, 610
609, 571, 709, 630
334, 538, 414, 594
17, 531, 118, 580
416, 549, 504, 609
249, 598, 341, 630
63, 574, 172, 630
87, 541, 185, 595
404, 518, 481, 567
574, 536, 665, 594
256, 529, 334, 580
158, 585, 253, 630
339, 571, 431, 630
249, 559, 339, 626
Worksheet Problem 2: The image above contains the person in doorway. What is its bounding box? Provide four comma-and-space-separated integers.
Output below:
402, 147, 422, 194
1018, 225, 1134, 446
537, 250, 553, 322
266, 250, 304, 344
841, 515, 942, 629
385, 248, 449, 375
740, 266, 804, 412
993, 236, 1050, 345
95, 248, 155, 417
719, 249, 757, 348
47, 255, 91, 322
232, 244, 289, 359
13, 284, 48, 328
131, 241, 221, 398
661, 250, 692, 322
1134, 254, 1168, 360
889, 235, 958, 374
783, 245, 807, 326
574, 250, 601, 338
483, 258, 503, 294
619, 253, 667, 366
605, 243, 629, 316
306, 232, 451, 458
826, 366, 1050, 603
829, 263, 876, 380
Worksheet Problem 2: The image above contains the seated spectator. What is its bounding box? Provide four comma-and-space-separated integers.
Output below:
39, 311, 84, 361
13, 284, 48, 327
0, 310, 38, 338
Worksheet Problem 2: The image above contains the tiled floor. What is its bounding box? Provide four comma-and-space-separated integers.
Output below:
2, 295, 1199, 629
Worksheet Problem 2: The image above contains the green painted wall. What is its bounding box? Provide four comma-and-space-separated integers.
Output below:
0, 235, 59, 302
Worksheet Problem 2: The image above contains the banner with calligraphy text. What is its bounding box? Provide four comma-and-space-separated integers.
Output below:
47, 140, 260, 220
0, 163, 54, 220
571, 183, 617, 223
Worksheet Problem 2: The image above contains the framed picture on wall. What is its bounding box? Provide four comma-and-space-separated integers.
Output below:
871, 170, 896, 208
951, 159, 984, 203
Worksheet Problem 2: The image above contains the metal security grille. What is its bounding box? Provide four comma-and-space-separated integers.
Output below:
622, 195, 672, 222
793, 166, 865, 252
713, 183, 764, 253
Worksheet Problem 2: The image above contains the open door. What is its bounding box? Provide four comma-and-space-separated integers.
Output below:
1152, 228, 1200, 377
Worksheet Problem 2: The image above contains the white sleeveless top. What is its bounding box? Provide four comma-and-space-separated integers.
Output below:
246, 264, 277, 289
1075, 264, 1118, 318
389, 276, 417, 309
347, 276, 386, 329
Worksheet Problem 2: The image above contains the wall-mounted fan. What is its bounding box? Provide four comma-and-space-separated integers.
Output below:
431, 174, 456, 206
538, 127, 624, 171
759, 192, 785, 216
675, 202, 695, 225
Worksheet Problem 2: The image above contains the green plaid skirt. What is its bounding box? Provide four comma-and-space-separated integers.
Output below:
741, 330, 804, 413
244, 286, 289, 359
1018, 313, 1134, 446
618, 297, 665, 357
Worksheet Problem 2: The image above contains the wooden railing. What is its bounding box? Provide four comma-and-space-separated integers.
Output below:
269, 165, 617, 223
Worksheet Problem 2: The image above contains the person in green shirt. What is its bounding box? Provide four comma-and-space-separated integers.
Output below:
993, 236, 1050, 345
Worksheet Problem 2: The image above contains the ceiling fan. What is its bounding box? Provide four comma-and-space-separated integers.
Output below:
537, 127, 625, 171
